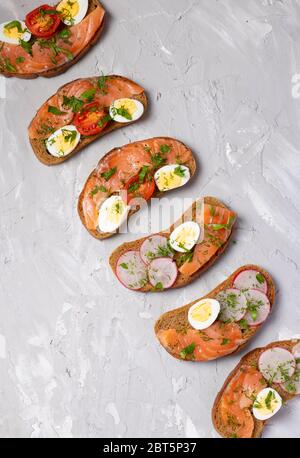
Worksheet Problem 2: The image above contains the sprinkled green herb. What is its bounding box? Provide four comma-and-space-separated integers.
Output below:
16, 56, 25, 64
151, 153, 166, 168
48, 105, 66, 115
61, 128, 77, 143
128, 182, 140, 193
59, 28, 71, 39
111, 105, 132, 120
101, 167, 117, 181
256, 273, 265, 284
139, 165, 150, 183
80, 88, 96, 102
120, 263, 128, 270
4, 58, 16, 72
97, 74, 108, 94
4, 21, 24, 33
239, 319, 249, 331
63, 95, 84, 113
19, 38, 33, 55
174, 165, 186, 177
180, 343, 195, 359
90, 185, 107, 197
210, 205, 216, 216
160, 144, 171, 153
221, 338, 230, 345
154, 282, 164, 290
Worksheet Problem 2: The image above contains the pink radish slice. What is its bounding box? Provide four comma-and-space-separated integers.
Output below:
216, 288, 247, 322
116, 251, 148, 290
281, 342, 300, 395
243, 289, 270, 326
233, 269, 267, 294
259, 347, 296, 384
148, 257, 178, 289
140, 235, 173, 265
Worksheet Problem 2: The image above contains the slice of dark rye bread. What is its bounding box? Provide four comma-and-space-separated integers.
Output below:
28, 75, 148, 165
0, 0, 105, 79
212, 339, 300, 438
78, 137, 196, 240
109, 197, 236, 291
154, 265, 275, 360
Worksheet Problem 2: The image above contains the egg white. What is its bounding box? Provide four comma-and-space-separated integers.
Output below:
98, 195, 129, 233
154, 164, 190, 192
252, 388, 282, 421
188, 298, 220, 330
169, 221, 200, 253
109, 98, 144, 123
0, 21, 31, 45
57, 0, 89, 26
45, 125, 80, 158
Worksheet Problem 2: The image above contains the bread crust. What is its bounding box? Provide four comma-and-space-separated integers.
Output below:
154, 265, 275, 360
0, 0, 105, 79
28, 75, 148, 165
109, 196, 237, 291
78, 137, 197, 240
212, 339, 300, 438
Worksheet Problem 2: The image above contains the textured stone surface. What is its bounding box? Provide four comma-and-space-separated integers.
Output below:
0, 0, 300, 438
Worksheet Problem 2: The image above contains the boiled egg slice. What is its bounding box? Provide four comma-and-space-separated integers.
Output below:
0, 20, 31, 45
188, 298, 220, 330
154, 164, 190, 192
98, 195, 129, 233
169, 221, 200, 253
57, 0, 88, 26
252, 388, 282, 421
109, 98, 144, 123
45, 125, 80, 158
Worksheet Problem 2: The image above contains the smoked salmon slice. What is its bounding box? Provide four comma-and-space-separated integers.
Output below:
0, 5, 105, 77
179, 203, 236, 276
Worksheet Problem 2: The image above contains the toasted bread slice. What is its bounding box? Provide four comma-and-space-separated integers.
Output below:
109, 197, 237, 291
0, 0, 105, 79
154, 265, 275, 361
213, 339, 300, 438
28, 75, 147, 165
78, 137, 197, 239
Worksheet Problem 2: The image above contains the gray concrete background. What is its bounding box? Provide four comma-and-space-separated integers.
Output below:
0, 0, 300, 438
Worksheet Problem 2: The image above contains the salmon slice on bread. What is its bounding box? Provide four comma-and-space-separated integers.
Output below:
109, 197, 237, 291
155, 265, 275, 361
78, 137, 196, 239
28, 75, 148, 165
213, 339, 300, 438
0, 0, 105, 79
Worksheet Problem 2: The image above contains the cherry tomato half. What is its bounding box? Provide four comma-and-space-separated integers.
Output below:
124, 173, 155, 204
25, 4, 61, 38
73, 102, 110, 136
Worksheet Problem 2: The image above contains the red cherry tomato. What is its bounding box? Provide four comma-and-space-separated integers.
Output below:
25, 4, 61, 38
73, 102, 110, 136
124, 173, 155, 204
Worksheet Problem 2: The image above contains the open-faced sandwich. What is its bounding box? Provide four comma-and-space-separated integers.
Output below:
109, 197, 237, 291
78, 137, 196, 239
0, 1, 105, 78
28, 75, 147, 164
155, 265, 275, 361
213, 339, 300, 438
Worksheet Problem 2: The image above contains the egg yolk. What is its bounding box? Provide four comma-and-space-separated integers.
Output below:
114, 99, 137, 116
174, 226, 198, 247
52, 131, 76, 154
57, 0, 80, 18
191, 301, 212, 323
156, 170, 183, 190
107, 200, 126, 224
4, 26, 23, 40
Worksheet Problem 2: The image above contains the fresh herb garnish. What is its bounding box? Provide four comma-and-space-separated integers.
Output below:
180, 343, 195, 359
98, 74, 108, 94
173, 166, 186, 177
80, 88, 96, 102
59, 28, 71, 40
239, 319, 249, 331
157, 244, 174, 257
160, 144, 171, 153
128, 182, 140, 193
221, 338, 230, 345
101, 167, 117, 181
150, 153, 166, 168
120, 263, 128, 270
210, 206, 216, 216
98, 114, 112, 128
111, 105, 132, 120
16, 56, 25, 64
264, 390, 274, 410
90, 185, 107, 196
139, 165, 150, 183
256, 273, 265, 284
4, 58, 16, 72
63, 95, 84, 113
48, 106, 66, 115
19, 38, 33, 55
154, 282, 164, 290
61, 129, 77, 143
177, 250, 194, 266
4, 21, 24, 33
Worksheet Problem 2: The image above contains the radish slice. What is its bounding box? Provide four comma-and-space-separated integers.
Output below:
259, 347, 296, 384
216, 288, 247, 322
233, 269, 267, 294
281, 343, 300, 395
148, 257, 178, 290
116, 251, 148, 290
243, 289, 270, 326
140, 235, 173, 265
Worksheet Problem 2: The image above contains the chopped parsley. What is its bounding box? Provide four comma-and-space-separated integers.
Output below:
90, 185, 107, 196
239, 319, 249, 331
256, 273, 265, 284
177, 250, 194, 266
61, 129, 77, 143
173, 165, 186, 177
128, 182, 140, 193
80, 88, 96, 102
98, 114, 112, 128
150, 153, 166, 168
16, 56, 25, 64
59, 28, 71, 40
139, 165, 150, 183
210, 206, 216, 216
221, 338, 230, 345
48, 105, 66, 115
154, 282, 164, 290
120, 263, 128, 270
160, 144, 171, 153
98, 74, 108, 94
101, 167, 117, 181
4, 58, 16, 73
4, 21, 24, 33
111, 105, 132, 120
19, 39, 33, 55
62, 95, 84, 113
180, 343, 195, 359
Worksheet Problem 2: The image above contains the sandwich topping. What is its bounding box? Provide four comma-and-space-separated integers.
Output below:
0, 1, 105, 75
